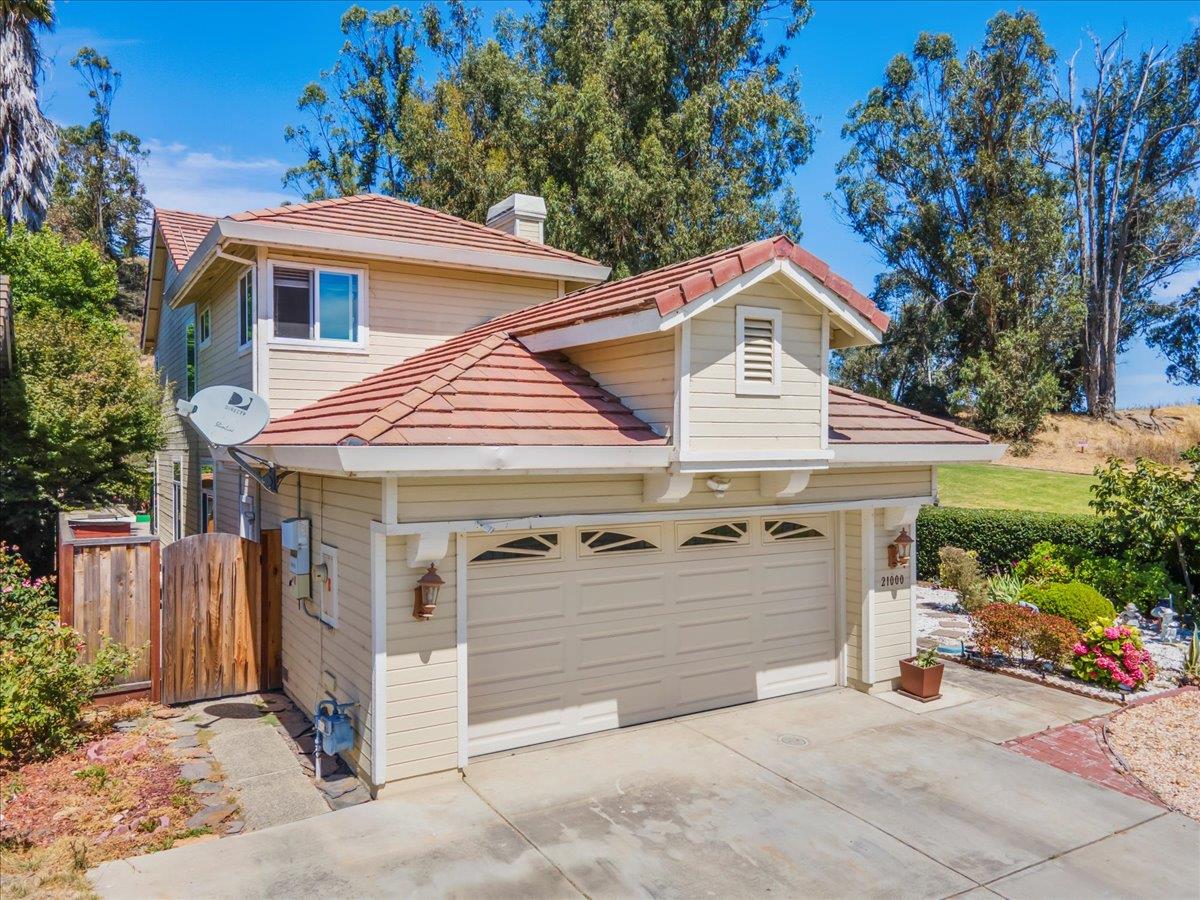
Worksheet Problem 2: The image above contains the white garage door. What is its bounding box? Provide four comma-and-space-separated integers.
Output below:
466, 514, 837, 756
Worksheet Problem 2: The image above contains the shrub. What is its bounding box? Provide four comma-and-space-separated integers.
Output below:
916, 506, 1119, 578
1014, 541, 1075, 583
1073, 555, 1176, 615
0, 543, 133, 764
986, 571, 1025, 605
938, 547, 988, 611
1071, 621, 1156, 691
1017, 581, 1116, 629
972, 603, 1081, 666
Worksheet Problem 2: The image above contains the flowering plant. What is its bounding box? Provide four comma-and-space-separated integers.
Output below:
1071, 619, 1156, 691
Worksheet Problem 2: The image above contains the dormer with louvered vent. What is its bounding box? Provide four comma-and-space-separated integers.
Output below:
680, 270, 829, 466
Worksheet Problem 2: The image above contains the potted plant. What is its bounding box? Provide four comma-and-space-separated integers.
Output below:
899, 648, 944, 700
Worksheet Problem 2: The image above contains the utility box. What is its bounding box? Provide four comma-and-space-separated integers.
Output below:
281, 517, 312, 599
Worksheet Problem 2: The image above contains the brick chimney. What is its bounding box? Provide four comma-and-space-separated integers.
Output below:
486, 193, 546, 244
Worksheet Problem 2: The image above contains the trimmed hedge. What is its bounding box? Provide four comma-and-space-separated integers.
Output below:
916, 506, 1121, 579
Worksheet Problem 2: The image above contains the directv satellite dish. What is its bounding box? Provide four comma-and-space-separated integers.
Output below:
176, 385, 270, 446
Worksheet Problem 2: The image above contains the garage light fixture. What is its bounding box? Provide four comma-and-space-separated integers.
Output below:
413, 563, 445, 620
888, 527, 914, 569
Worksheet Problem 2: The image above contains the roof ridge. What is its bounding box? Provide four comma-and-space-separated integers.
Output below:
340, 331, 512, 444
228, 193, 372, 221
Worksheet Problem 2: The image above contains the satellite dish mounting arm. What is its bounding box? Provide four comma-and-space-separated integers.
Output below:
226, 445, 291, 494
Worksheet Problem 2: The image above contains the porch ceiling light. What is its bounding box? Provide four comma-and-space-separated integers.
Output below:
413, 563, 445, 621
888, 527, 914, 569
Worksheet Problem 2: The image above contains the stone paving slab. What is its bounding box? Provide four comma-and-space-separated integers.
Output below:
208, 724, 302, 782
234, 770, 330, 831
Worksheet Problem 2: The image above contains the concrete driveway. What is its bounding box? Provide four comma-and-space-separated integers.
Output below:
92, 665, 1200, 899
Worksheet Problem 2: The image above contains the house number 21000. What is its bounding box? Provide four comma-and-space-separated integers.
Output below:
880, 573, 907, 588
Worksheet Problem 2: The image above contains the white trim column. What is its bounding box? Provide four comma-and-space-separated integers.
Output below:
456, 534, 469, 770
860, 507, 876, 685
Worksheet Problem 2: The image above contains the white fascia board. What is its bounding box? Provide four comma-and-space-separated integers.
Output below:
370, 493, 935, 538
520, 257, 885, 353
675, 449, 834, 473
219, 219, 610, 284
778, 259, 883, 347
259, 443, 671, 476
830, 443, 1006, 464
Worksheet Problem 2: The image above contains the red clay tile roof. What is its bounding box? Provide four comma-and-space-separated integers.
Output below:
252, 327, 665, 448
465, 234, 889, 337
228, 194, 600, 267
828, 387, 989, 445
156, 209, 217, 270
154, 194, 601, 273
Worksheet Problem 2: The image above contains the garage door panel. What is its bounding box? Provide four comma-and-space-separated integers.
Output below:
468, 514, 839, 755
576, 623, 667, 672
469, 636, 566, 691
468, 578, 567, 630
577, 571, 668, 617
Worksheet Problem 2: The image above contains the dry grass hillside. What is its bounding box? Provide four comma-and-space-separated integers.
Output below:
999, 405, 1200, 474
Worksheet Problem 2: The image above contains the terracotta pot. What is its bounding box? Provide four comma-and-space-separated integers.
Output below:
899, 656, 944, 699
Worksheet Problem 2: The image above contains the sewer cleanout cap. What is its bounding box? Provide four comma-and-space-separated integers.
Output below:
777, 734, 810, 747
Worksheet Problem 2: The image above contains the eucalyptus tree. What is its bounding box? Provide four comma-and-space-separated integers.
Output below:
835, 11, 1077, 436
0, 0, 58, 231
1060, 29, 1200, 416
285, 0, 815, 277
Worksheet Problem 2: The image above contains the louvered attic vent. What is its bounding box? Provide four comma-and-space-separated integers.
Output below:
735, 306, 782, 395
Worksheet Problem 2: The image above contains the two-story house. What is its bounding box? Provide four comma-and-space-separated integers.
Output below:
142, 192, 1001, 795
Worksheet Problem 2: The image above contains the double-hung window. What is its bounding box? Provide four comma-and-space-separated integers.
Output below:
197, 306, 211, 348
238, 270, 254, 350
271, 263, 365, 346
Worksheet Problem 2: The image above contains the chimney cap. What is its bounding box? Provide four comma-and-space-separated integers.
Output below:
486, 193, 546, 224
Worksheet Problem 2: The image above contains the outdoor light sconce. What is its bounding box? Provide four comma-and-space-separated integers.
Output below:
888, 527, 914, 569
413, 563, 445, 620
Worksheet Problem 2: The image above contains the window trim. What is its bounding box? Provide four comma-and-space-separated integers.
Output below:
184, 311, 197, 398
171, 456, 184, 542
578, 524, 662, 557
676, 519, 749, 550
469, 531, 562, 565
763, 519, 826, 543
266, 259, 369, 351
197, 305, 212, 349
317, 543, 339, 627
735, 305, 783, 397
237, 269, 255, 354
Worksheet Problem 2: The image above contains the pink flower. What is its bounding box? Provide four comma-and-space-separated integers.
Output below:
1118, 626, 1131, 638
1103, 626, 1121, 640
1073, 643, 1089, 656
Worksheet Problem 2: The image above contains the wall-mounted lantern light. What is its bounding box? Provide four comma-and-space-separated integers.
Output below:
413, 563, 445, 620
888, 527, 914, 569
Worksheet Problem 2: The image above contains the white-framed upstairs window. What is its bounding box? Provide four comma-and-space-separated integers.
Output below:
197, 305, 212, 349
735, 305, 782, 396
268, 261, 366, 349
237, 269, 255, 352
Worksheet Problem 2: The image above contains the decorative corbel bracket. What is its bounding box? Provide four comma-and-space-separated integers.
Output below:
406, 529, 451, 569
643, 471, 694, 504
759, 470, 811, 499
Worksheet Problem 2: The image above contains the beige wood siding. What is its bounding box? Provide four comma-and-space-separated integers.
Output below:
265, 253, 560, 417
382, 466, 931, 781
152, 299, 199, 543
844, 512, 863, 684
212, 463, 242, 535
259, 475, 380, 783
873, 511, 914, 681
196, 275, 252, 394
384, 534, 461, 782
568, 332, 675, 435
686, 275, 824, 453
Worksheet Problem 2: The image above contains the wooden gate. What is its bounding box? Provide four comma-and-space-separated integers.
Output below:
161, 530, 281, 704
58, 524, 160, 701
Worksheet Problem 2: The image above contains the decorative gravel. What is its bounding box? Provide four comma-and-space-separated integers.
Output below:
1106, 691, 1200, 820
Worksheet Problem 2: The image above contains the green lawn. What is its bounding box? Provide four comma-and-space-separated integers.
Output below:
937, 464, 1097, 516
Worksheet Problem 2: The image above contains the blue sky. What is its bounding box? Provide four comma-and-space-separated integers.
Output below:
40, 0, 1199, 407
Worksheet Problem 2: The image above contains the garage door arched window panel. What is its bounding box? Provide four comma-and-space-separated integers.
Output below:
678, 520, 749, 549
578, 525, 662, 556
470, 532, 561, 564
763, 519, 825, 542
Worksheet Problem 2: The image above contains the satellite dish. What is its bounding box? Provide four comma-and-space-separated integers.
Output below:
176, 385, 270, 446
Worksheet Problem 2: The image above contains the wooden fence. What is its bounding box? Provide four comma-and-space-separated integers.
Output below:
58, 523, 161, 701
58, 517, 281, 706
161, 530, 281, 704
